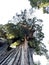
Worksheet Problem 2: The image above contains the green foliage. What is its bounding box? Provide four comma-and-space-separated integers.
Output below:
10, 41, 20, 48
4, 23, 19, 39
29, 0, 40, 7
0, 24, 6, 38
8, 10, 47, 55
29, 0, 49, 7
0, 10, 47, 56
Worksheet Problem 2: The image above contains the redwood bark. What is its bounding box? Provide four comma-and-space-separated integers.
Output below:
21, 37, 34, 65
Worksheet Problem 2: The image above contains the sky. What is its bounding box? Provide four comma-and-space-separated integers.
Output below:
0, 0, 31, 24
0, 0, 49, 65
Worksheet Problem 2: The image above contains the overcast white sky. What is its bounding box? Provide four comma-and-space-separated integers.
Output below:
0, 0, 49, 65
0, 0, 31, 24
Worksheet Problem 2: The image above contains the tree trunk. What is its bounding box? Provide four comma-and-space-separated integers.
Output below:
21, 37, 34, 65
24, 38, 28, 65
29, 48, 34, 65
21, 38, 28, 65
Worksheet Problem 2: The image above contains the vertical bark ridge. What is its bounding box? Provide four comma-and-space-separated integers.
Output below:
28, 48, 34, 65
24, 38, 28, 65
12, 46, 22, 65
0, 41, 34, 65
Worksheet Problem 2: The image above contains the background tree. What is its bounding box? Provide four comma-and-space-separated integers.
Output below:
29, 0, 49, 7
0, 24, 7, 38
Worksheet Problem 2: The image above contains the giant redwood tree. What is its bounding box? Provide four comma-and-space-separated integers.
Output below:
5, 10, 47, 65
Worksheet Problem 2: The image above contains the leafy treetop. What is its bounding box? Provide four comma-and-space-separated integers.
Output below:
5, 9, 47, 55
